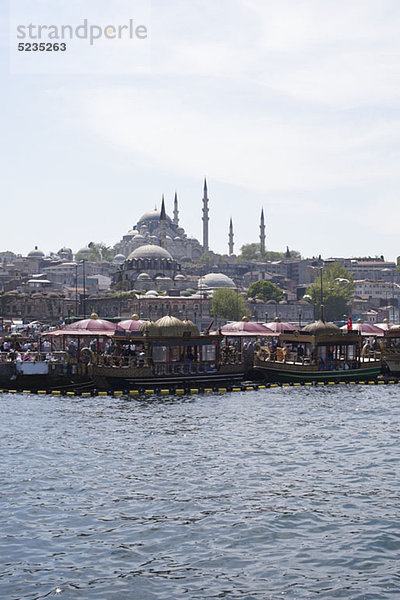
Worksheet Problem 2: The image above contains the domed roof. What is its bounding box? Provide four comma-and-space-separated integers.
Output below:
77, 246, 91, 255
137, 272, 152, 280
140, 320, 161, 336
174, 274, 186, 280
138, 209, 172, 224
183, 319, 200, 336
116, 316, 144, 332
302, 320, 340, 335
28, 246, 45, 258
155, 315, 188, 337
113, 254, 126, 264
145, 290, 158, 296
199, 273, 236, 289
65, 313, 115, 332
128, 245, 173, 261
155, 275, 173, 281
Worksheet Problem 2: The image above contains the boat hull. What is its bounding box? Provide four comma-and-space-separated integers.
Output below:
382, 353, 400, 375
90, 363, 246, 391
253, 363, 382, 383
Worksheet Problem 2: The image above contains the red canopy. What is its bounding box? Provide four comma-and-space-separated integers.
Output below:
220, 320, 274, 336
264, 321, 298, 333
340, 322, 384, 336
375, 321, 394, 331
65, 313, 115, 332
116, 315, 144, 332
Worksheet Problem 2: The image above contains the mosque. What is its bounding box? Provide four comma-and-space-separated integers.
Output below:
113, 179, 266, 292
113, 180, 212, 262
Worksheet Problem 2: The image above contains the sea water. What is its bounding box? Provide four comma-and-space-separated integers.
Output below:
1, 387, 399, 599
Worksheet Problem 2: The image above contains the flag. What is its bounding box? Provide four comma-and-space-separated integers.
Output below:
347, 316, 352, 331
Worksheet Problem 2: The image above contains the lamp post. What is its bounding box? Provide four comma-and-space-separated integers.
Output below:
75, 263, 78, 317
82, 259, 86, 319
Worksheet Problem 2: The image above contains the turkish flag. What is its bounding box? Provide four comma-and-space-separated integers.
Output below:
347, 316, 352, 331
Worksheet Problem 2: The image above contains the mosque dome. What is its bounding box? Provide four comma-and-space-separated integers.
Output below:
133, 234, 146, 243
113, 254, 126, 264
198, 273, 236, 289
128, 245, 173, 261
77, 246, 91, 255
144, 290, 158, 296
28, 246, 45, 258
174, 236, 181, 242
138, 209, 172, 224
136, 272, 152, 281
174, 274, 186, 281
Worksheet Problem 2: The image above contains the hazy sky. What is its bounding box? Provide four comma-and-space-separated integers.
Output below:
2, 0, 400, 260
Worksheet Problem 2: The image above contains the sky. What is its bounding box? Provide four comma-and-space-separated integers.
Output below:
2, 0, 400, 260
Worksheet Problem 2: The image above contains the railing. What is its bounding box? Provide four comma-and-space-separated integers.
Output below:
0, 350, 71, 364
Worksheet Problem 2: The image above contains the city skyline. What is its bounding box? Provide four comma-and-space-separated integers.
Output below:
2, 0, 400, 260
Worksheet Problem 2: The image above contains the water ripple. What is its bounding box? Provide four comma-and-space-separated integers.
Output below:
1, 387, 400, 599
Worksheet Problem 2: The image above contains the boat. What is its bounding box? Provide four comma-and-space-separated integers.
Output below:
88, 315, 247, 391
381, 326, 400, 375
252, 318, 382, 383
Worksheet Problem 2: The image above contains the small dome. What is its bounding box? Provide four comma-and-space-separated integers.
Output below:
302, 320, 340, 335
138, 209, 172, 224
155, 275, 173, 281
183, 319, 200, 336
77, 246, 91, 255
28, 246, 45, 258
198, 273, 235, 289
137, 272, 152, 280
174, 236, 181, 242
113, 254, 126, 264
174, 274, 186, 280
145, 290, 158, 296
128, 245, 173, 261
155, 315, 187, 337
140, 320, 161, 336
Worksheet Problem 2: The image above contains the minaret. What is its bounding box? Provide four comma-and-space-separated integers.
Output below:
260, 208, 266, 256
173, 192, 179, 226
202, 178, 209, 252
228, 218, 234, 256
159, 195, 167, 248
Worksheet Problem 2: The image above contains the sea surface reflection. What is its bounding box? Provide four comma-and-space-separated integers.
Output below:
1, 387, 400, 599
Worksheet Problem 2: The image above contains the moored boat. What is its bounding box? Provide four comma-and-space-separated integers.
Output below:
253, 318, 382, 383
381, 326, 400, 374
89, 315, 247, 391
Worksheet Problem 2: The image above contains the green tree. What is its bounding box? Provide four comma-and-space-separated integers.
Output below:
305, 263, 355, 321
247, 280, 284, 302
210, 288, 248, 321
240, 243, 263, 260
239, 244, 301, 261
